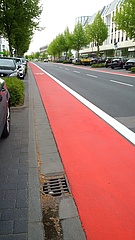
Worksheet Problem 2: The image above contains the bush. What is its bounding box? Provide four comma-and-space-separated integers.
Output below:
4, 77, 25, 106
63, 60, 71, 64
73, 61, 81, 65
91, 63, 106, 68
131, 67, 135, 73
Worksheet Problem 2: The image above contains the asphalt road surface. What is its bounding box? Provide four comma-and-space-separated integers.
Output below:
35, 62, 135, 134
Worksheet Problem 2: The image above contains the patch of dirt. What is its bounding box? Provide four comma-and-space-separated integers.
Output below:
41, 192, 63, 240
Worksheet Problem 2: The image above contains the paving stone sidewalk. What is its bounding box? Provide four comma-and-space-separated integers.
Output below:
0, 69, 44, 240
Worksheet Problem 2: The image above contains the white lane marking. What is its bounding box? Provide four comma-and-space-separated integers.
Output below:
33, 63, 135, 145
110, 80, 134, 87
86, 74, 97, 78
59, 66, 63, 69
73, 70, 80, 74
65, 68, 69, 71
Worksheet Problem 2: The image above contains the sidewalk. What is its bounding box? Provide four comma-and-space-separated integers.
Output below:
0, 65, 86, 240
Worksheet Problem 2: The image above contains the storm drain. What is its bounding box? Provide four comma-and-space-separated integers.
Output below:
43, 175, 69, 197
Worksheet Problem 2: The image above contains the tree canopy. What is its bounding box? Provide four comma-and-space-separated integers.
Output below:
0, 0, 42, 55
114, 0, 135, 40
71, 22, 88, 57
85, 12, 108, 55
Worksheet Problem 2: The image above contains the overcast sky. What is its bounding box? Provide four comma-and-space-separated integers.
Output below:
27, 0, 113, 54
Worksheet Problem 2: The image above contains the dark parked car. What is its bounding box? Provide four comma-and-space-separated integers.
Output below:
111, 57, 127, 69
125, 58, 135, 70
0, 57, 18, 77
0, 78, 10, 138
105, 57, 113, 68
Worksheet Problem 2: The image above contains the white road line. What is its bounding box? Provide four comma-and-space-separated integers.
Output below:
110, 80, 134, 87
65, 68, 69, 71
34, 64, 135, 145
73, 70, 80, 74
59, 66, 63, 69
86, 74, 97, 78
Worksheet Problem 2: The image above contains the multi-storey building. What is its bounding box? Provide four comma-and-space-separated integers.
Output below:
77, 0, 135, 58
0, 37, 9, 55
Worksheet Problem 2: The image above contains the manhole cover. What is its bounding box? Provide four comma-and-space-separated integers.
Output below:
43, 175, 69, 196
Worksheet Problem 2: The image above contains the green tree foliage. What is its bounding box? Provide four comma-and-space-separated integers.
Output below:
63, 27, 73, 59
47, 39, 58, 60
84, 22, 93, 44
71, 22, 88, 57
114, 0, 135, 40
87, 12, 108, 55
55, 34, 65, 58
0, 0, 42, 56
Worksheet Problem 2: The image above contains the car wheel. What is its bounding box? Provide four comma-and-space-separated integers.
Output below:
111, 66, 114, 69
1, 104, 10, 138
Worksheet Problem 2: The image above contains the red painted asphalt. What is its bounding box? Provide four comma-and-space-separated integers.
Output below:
30, 63, 135, 240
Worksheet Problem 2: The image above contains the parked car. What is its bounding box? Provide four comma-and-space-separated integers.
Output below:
105, 57, 114, 68
90, 58, 98, 65
125, 58, 135, 70
12, 57, 26, 79
0, 57, 18, 77
44, 58, 48, 62
72, 58, 81, 64
20, 57, 28, 66
0, 78, 10, 138
111, 57, 128, 69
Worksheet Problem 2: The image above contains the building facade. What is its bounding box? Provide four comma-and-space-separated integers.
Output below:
0, 37, 9, 55
77, 0, 135, 58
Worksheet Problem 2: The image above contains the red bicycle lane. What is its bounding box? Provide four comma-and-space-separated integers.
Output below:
29, 62, 135, 240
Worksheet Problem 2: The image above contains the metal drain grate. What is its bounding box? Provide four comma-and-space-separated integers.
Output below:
43, 175, 69, 196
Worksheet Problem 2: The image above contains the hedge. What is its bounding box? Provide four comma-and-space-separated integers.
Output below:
4, 77, 25, 107
131, 67, 135, 73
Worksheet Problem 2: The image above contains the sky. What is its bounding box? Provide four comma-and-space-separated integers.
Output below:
27, 0, 113, 54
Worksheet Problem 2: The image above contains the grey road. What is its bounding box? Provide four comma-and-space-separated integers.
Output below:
35, 62, 135, 133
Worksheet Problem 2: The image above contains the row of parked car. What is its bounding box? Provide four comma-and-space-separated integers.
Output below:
0, 56, 28, 139
105, 57, 135, 70
71, 56, 135, 70
0, 56, 28, 79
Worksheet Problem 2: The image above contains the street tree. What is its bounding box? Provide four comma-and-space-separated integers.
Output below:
88, 12, 108, 55
47, 39, 58, 60
114, 0, 135, 40
0, 0, 42, 55
63, 27, 73, 59
55, 34, 65, 59
71, 22, 88, 57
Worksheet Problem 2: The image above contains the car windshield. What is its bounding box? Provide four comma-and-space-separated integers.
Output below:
0, 59, 16, 70
14, 59, 22, 65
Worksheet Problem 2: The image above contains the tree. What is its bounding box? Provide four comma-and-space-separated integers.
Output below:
0, 0, 42, 55
87, 12, 108, 55
47, 39, 58, 60
114, 0, 135, 40
63, 27, 73, 59
71, 22, 88, 57
55, 34, 65, 59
